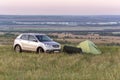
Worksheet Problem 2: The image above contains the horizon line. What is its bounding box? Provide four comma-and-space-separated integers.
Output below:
0, 14, 120, 16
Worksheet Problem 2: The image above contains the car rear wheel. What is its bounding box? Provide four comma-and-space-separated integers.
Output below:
14, 45, 22, 53
37, 47, 44, 54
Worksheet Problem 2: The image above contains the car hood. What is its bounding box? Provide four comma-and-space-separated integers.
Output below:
42, 41, 60, 45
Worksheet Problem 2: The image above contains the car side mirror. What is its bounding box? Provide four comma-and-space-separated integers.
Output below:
32, 39, 38, 42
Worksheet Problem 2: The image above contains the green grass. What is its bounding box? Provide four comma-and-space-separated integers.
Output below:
0, 45, 120, 80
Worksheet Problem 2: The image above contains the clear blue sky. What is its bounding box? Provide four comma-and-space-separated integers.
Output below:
0, 0, 120, 15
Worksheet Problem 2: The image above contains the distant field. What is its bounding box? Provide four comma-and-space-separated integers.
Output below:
1, 26, 120, 32
0, 45, 120, 80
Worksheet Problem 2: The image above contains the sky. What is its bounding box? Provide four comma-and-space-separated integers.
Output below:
0, 0, 120, 15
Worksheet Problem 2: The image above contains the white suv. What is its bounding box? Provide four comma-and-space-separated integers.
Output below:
13, 33, 61, 53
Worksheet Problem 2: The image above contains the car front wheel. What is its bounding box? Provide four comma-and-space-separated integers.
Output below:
37, 47, 44, 54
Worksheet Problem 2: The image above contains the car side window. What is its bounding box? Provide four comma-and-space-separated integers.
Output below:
20, 35, 28, 40
28, 35, 37, 42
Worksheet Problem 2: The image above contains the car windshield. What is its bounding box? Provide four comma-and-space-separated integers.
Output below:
35, 35, 52, 42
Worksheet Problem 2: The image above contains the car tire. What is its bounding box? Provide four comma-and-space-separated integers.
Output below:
37, 47, 44, 54
14, 45, 22, 53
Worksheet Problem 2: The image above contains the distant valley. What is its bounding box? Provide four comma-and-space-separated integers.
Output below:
0, 15, 120, 32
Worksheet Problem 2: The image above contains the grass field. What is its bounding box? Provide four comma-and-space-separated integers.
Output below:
0, 45, 120, 80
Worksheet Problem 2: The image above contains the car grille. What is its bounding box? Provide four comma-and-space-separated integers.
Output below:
52, 45, 59, 48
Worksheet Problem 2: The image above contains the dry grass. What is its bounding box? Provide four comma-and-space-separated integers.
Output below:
0, 45, 120, 80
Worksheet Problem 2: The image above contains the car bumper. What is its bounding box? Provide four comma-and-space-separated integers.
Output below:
46, 49, 61, 53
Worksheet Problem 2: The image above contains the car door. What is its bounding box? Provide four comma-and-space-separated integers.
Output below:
20, 34, 29, 50
27, 35, 38, 51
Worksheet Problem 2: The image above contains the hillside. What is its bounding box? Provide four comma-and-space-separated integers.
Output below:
0, 45, 120, 80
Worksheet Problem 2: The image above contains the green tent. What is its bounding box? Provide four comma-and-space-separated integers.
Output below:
77, 40, 101, 54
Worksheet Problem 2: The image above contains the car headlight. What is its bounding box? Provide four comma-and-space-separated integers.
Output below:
44, 43, 51, 47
